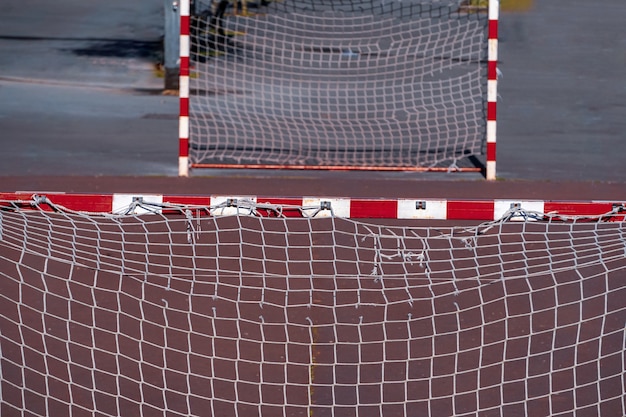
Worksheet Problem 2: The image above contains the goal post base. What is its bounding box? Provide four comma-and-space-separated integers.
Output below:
178, 156, 189, 177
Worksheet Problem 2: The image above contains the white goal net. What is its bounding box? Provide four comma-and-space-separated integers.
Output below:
186, 0, 490, 169
1, 197, 624, 416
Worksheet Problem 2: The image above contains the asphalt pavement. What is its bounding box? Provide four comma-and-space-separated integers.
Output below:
0, 0, 625, 187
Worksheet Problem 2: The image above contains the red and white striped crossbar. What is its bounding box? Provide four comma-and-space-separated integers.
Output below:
1, 193, 624, 221
486, 0, 499, 180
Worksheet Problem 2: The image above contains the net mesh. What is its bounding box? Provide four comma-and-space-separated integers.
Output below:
188, 0, 489, 168
1, 198, 625, 417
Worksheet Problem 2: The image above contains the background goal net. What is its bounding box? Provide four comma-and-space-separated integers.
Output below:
1, 196, 624, 416
182, 0, 495, 173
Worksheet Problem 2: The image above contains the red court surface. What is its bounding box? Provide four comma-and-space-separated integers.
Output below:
1, 175, 626, 201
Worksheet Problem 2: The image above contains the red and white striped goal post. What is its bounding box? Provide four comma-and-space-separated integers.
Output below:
178, 0, 191, 177
486, 0, 499, 180
1, 193, 623, 222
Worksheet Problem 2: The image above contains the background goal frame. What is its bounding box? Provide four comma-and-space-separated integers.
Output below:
178, 0, 499, 179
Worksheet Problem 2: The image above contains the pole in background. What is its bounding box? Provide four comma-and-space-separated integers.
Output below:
164, 0, 181, 90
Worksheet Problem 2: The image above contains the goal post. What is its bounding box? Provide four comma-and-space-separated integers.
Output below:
178, 0, 500, 178
486, 0, 498, 180
1, 193, 625, 417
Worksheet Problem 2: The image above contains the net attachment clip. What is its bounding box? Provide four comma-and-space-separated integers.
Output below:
320, 201, 332, 211
31, 194, 50, 206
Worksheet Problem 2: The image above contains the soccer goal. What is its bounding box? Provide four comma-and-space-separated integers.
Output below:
1, 194, 624, 417
179, 0, 499, 178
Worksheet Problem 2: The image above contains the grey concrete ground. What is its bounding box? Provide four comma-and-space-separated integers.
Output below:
0, 0, 625, 183
497, 0, 626, 181
0, 0, 179, 176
